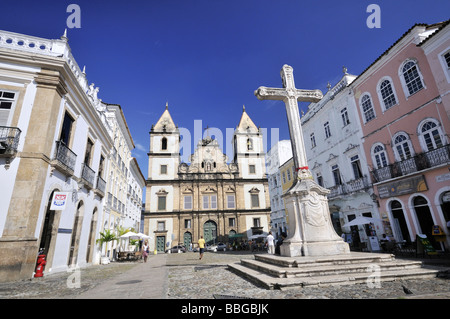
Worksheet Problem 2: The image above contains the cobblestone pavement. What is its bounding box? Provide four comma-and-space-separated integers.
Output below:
0, 251, 449, 299
0, 262, 138, 299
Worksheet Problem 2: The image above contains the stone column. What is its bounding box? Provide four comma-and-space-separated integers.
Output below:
0, 69, 67, 282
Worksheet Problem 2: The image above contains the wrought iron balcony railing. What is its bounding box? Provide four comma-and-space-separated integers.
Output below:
96, 175, 106, 195
327, 175, 371, 199
53, 140, 77, 173
0, 126, 21, 156
371, 144, 450, 183
81, 163, 95, 188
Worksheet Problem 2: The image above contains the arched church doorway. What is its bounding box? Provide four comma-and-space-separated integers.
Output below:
390, 200, 410, 242
203, 220, 217, 246
183, 232, 192, 248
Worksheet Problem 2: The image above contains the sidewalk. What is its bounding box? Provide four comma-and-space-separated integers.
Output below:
76, 254, 168, 299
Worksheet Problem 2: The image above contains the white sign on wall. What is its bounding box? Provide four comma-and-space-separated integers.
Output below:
50, 192, 70, 210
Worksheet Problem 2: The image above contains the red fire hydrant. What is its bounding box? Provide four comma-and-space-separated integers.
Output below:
34, 254, 46, 278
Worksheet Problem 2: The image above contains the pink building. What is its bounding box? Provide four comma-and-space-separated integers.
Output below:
351, 21, 450, 251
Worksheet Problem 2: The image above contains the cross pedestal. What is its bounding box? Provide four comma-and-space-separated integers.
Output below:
255, 65, 349, 257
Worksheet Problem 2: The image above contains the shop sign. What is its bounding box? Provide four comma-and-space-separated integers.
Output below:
50, 192, 70, 210
416, 234, 437, 255
377, 175, 427, 199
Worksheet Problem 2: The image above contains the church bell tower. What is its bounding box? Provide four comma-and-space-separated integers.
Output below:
233, 106, 266, 179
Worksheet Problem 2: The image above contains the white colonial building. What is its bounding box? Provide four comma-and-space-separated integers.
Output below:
301, 69, 383, 251
265, 140, 292, 239
0, 29, 143, 282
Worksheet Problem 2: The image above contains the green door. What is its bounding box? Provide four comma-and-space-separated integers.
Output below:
156, 236, 165, 252
203, 220, 217, 246
183, 232, 192, 248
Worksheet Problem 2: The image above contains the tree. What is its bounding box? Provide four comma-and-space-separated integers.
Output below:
96, 229, 119, 256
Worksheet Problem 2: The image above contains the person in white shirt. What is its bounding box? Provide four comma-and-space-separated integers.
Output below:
267, 232, 275, 254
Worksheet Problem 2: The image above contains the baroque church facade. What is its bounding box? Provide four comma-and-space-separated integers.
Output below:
143, 106, 271, 252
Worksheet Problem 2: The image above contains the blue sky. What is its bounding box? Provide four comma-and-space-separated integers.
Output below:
2, 0, 449, 176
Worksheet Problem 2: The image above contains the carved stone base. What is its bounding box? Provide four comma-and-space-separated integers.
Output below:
281, 176, 350, 257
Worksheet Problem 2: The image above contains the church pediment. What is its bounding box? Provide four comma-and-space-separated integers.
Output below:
202, 185, 217, 193
153, 104, 177, 132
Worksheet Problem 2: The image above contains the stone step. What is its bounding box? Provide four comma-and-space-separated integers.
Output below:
241, 258, 424, 279
254, 252, 396, 268
228, 252, 441, 290
228, 261, 439, 290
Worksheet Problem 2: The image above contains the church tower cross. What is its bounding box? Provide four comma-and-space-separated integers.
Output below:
255, 64, 322, 178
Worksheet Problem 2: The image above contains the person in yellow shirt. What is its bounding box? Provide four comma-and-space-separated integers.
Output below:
198, 236, 206, 260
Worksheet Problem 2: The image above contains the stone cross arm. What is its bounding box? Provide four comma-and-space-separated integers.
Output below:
254, 86, 323, 103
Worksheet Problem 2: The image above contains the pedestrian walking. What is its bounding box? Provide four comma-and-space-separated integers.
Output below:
198, 236, 206, 260
267, 232, 275, 254
142, 241, 149, 263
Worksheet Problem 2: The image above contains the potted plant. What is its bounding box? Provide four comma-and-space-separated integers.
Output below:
96, 229, 118, 264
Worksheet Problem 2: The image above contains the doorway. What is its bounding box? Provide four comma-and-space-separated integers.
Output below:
413, 196, 438, 249
203, 220, 217, 246
68, 201, 84, 266
86, 208, 98, 263
390, 200, 410, 242
183, 232, 192, 248
156, 236, 165, 252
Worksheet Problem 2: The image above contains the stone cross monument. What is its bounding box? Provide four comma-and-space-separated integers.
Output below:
255, 64, 350, 257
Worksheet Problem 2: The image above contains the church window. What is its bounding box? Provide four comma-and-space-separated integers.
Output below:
247, 138, 253, 151
402, 60, 424, 96
157, 221, 165, 231
251, 194, 260, 208
210, 195, 217, 209
161, 137, 167, 150
229, 218, 236, 227
227, 195, 235, 209
203, 195, 209, 209
184, 195, 192, 210
160, 165, 167, 175
184, 219, 191, 228
249, 164, 256, 174
361, 94, 376, 123
157, 196, 166, 211
253, 218, 261, 227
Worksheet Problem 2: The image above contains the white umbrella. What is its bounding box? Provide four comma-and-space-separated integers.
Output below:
120, 231, 140, 239
137, 232, 151, 239
343, 216, 382, 228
